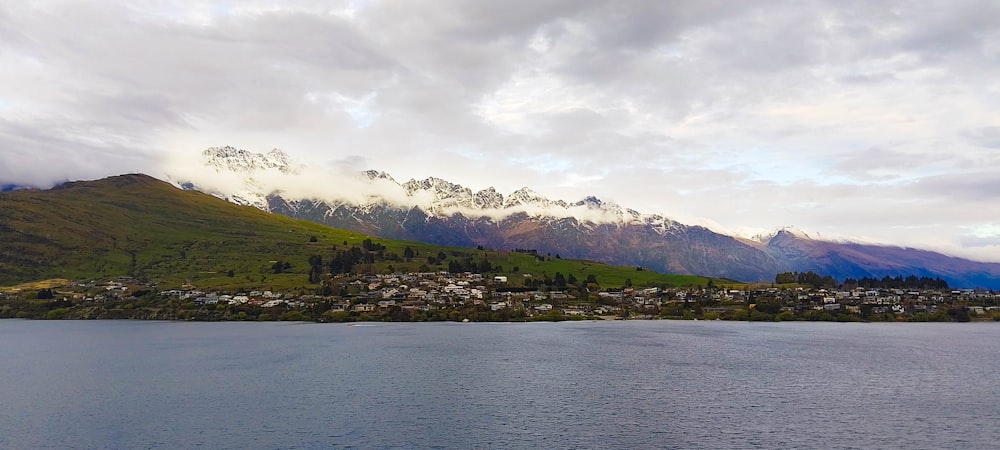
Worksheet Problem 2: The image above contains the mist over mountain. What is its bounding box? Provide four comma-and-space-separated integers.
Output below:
1, 183, 36, 192
170, 147, 1000, 288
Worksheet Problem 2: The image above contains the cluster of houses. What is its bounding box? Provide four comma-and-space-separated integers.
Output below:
152, 271, 1000, 320
164, 272, 499, 313
15, 272, 1000, 321
704, 286, 1000, 317
13, 277, 157, 304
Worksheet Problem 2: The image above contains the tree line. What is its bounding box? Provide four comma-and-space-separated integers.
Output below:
776, 271, 950, 290
842, 275, 949, 290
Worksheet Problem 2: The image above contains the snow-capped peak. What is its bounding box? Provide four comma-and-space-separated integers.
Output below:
169, 146, 301, 210
401, 177, 478, 212
575, 196, 603, 208
753, 226, 815, 243
505, 187, 562, 208
403, 177, 472, 199
202, 146, 296, 174
473, 187, 503, 209
364, 170, 397, 183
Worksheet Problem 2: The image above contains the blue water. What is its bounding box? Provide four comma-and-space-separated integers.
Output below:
2, 320, 998, 449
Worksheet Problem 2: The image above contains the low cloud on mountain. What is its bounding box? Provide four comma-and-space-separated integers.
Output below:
167, 147, 652, 225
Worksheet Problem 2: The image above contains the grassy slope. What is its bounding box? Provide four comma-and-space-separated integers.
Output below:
0, 174, 727, 291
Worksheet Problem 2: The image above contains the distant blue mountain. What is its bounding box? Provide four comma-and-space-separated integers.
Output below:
1, 182, 45, 192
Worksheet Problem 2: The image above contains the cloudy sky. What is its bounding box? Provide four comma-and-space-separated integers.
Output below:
2, 0, 999, 261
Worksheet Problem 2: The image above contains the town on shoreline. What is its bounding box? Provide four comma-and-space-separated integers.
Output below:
3, 270, 998, 322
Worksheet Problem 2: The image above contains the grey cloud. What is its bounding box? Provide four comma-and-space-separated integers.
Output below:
960, 234, 1000, 248
360, 1, 562, 95
893, 0, 1000, 62
422, 0, 590, 42
0, 4, 23, 45
963, 127, 1000, 149
327, 155, 369, 173
696, 4, 829, 74
0, 117, 157, 187
828, 146, 940, 181
534, 108, 617, 139
78, 92, 188, 130
238, 12, 392, 72
912, 172, 1000, 201
11, 3, 398, 130
836, 72, 897, 84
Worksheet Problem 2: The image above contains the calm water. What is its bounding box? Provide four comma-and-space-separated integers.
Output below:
1, 320, 998, 449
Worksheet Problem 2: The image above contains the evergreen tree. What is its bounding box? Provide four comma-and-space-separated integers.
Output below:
553, 272, 567, 288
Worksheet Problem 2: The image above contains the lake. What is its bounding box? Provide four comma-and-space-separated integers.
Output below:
1, 320, 998, 449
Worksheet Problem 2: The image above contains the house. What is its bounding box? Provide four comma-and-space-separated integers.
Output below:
194, 295, 219, 305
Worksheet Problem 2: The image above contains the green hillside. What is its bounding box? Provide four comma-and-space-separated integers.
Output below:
0, 174, 726, 291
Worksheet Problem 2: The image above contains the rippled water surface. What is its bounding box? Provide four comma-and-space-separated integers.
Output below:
2, 320, 999, 449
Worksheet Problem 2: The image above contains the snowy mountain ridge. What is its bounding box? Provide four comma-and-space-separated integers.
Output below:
176, 146, 684, 231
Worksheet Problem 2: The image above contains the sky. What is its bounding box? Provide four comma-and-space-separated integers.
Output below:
1, 0, 999, 262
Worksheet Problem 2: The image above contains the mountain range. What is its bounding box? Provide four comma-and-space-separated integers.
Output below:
0, 173, 711, 289
169, 147, 1000, 289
